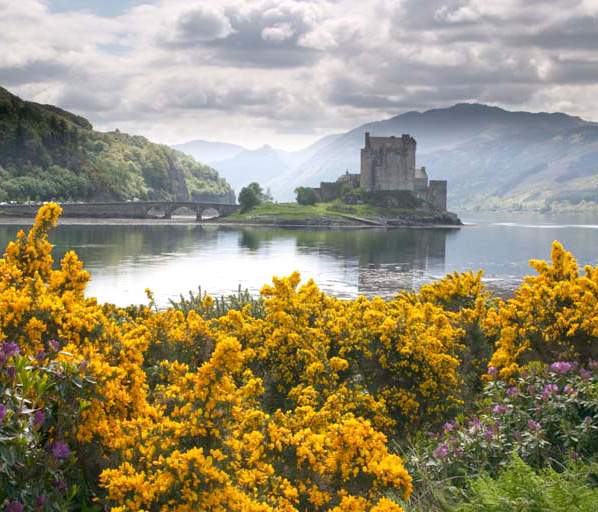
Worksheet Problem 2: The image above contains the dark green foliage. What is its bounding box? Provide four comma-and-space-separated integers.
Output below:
400, 362, 598, 510
549, 187, 598, 206
169, 285, 265, 319
0, 86, 233, 202
294, 186, 320, 205
363, 190, 424, 209
238, 182, 270, 212
457, 453, 598, 512
0, 347, 98, 510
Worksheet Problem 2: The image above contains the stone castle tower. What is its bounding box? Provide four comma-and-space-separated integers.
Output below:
360, 133, 447, 211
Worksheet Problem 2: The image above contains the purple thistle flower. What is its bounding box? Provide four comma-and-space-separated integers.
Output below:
550, 361, 575, 374
584, 416, 592, 425
32, 410, 44, 430
0, 352, 6, 368
580, 368, 592, 380
564, 384, 574, 393
528, 419, 542, 432
5, 501, 24, 512
541, 383, 559, 399
48, 339, 60, 352
55, 479, 67, 494
36, 349, 45, 364
514, 431, 522, 442
506, 386, 518, 397
0, 404, 6, 423
470, 417, 483, 433
1, 342, 19, 357
35, 496, 46, 510
527, 384, 536, 394
493, 404, 506, 415
433, 444, 449, 459
51, 440, 70, 460
79, 359, 89, 372
6, 366, 15, 382
488, 366, 498, 377
443, 422, 454, 432
484, 428, 494, 441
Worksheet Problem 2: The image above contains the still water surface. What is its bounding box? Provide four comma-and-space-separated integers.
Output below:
1, 211, 598, 306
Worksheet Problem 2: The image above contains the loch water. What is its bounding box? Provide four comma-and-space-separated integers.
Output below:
1, 211, 598, 306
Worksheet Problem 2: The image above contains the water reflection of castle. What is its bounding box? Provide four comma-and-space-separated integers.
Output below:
353, 229, 448, 298
232, 226, 452, 299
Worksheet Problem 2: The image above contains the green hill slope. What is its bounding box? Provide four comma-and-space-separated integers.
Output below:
0, 86, 234, 203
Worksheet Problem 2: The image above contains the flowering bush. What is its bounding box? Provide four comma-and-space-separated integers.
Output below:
411, 361, 598, 489
1, 204, 414, 511
5, 203, 598, 511
0, 341, 95, 510
487, 241, 598, 379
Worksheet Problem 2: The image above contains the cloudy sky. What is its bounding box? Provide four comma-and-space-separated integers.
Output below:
2, 0, 598, 149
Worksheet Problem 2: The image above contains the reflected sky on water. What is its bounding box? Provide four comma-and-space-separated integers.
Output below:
2, 210, 598, 306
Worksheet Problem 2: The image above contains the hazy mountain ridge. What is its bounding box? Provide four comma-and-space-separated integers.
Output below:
0, 86, 234, 203
190, 103, 598, 210
171, 139, 246, 165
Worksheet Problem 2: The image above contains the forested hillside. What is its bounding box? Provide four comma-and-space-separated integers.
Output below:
0, 86, 234, 202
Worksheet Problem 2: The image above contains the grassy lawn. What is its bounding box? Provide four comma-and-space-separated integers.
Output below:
223, 201, 430, 222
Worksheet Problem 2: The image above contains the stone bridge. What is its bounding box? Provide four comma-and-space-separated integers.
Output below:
0, 201, 238, 221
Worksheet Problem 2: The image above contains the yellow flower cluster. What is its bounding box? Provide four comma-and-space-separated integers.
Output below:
1, 204, 417, 511
487, 241, 598, 379
12, 205, 589, 510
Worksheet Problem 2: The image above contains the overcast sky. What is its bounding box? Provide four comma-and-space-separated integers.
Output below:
2, 0, 598, 149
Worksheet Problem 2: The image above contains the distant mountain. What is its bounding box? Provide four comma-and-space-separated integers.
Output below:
209, 144, 292, 192
269, 103, 598, 210
0, 86, 234, 203
172, 139, 246, 165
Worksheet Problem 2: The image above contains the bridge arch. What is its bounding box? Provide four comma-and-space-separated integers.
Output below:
198, 207, 221, 220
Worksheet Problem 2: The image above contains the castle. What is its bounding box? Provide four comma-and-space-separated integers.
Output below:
312, 133, 447, 211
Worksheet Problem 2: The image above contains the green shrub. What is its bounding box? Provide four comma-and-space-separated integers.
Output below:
294, 186, 320, 205
457, 452, 598, 512
0, 341, 97, 510
406, 361, 598, 493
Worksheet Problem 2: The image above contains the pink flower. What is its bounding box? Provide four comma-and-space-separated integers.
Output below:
51, 440, 70, 460
32, 410, 44, 430
493, 405, 506, 415
433, 444, 449, 459
1, 342, 19, 357
528, 419, 541, 432
488, 366, 498, 377
5, 501, 24, 512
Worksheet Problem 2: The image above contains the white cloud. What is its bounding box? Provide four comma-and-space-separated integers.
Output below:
261, 22, 294, 42
2, 0, 598, 148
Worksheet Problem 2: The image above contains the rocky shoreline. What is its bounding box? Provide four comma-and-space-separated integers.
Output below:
214, 210, 462, 228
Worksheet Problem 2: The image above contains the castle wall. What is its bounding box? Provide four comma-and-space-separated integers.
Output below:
427, 180, 447, 211
319, 182, 342, 202
360, 134, 416, 192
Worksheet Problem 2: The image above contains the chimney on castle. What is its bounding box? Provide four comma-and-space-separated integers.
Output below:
365, 132, 370, 148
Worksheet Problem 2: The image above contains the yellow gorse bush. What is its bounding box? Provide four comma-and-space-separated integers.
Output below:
487, 240, 598, 379
4, 204, 594, 510
1, 204, 414, 511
